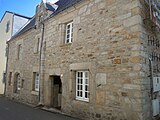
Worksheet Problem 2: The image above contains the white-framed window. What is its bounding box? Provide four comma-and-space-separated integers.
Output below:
76, 71, 89, 102
34, 73, 39, 91
17, 74, 21, 91
65, 21, 73, 44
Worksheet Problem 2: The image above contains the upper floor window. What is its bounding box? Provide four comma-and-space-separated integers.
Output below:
65, 21, 73, 44
34, 38, 40, 54
76, 71, 89, 102
17, 44, 22, 60
6, 21, 10, 33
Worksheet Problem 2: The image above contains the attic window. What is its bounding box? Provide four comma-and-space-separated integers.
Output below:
6, 21, 10, 33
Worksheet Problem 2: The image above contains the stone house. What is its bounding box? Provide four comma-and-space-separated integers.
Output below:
0, 11, 30, 94
5, 0, 160, 120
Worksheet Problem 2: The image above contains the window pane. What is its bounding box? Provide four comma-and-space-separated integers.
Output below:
67, 30, 70, 34
66, 39, 69, 43
78, 72, 83, 77
67, 24, 70, 29
77, 91, 79, 96
85, 92, 88, 98
78, 72, 80, 77
80, 85, 83, 90
80, 79, 83, 84
85, 72, 88, 78
80, 91, 82, 97
67, 34, 70, 39
85, 85, 88, 91
77, 85, 80, 90
85, 79, 88, 84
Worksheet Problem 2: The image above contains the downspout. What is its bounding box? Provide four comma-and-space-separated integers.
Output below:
149, 0, 153, 20
149, 58, 153, 100
39, 23, 45, 105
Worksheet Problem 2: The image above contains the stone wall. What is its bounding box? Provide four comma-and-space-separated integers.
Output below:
138, 0, 160, 120
6, 28, 41, 105
6, 0, 159, 119
43, 0, 145, 119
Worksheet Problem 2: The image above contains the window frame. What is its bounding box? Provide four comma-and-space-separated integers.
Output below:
76, 71, 89, 102
33, 72, 39, 92
17, 74, 21, 91
65, 21, 73, 44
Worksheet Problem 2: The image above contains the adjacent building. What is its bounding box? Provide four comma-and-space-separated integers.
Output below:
0, 11, 30, 94
5, 0, 160, 120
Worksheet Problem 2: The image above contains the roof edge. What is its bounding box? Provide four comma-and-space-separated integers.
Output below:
0, 11, 31, 23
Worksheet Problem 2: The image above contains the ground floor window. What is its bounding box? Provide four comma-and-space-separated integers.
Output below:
8, 72, 12, 86
76, 71, 89, 102
33, 72, 39, 91
14, 73, 21, 93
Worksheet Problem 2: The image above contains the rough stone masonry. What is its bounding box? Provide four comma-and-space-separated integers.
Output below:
5, 0, 160, 120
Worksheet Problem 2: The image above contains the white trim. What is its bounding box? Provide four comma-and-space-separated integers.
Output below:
65, 21, 73, 44
76, 71, 89, 102
35, 73, 39, 91
17, 74, 21, 91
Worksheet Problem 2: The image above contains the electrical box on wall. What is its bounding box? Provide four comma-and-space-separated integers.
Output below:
152, 99, 159, 116
153, 77, 160, 92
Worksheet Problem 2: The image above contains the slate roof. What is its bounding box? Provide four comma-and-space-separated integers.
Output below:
51, 0, 82, 17
0, 11, 31, 23
11, 16, 36, 39
10, 0, 82, 40
45, 2, 58, 11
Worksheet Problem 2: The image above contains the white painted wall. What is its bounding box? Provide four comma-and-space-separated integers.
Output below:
0, 12, 30, 94
0, 12, 13, 94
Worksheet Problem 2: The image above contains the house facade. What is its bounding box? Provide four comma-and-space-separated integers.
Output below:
0, 11, 30, 94
5, 0, 160, 120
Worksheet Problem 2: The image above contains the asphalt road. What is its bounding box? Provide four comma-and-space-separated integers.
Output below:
0, 96, 78, 120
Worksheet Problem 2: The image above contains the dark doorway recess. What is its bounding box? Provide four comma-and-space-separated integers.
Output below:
50, 75, 62, 110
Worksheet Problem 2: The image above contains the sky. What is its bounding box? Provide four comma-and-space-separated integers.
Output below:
0, 0, 58, 20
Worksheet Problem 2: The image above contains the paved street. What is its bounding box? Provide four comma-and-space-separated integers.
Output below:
0, 96, 78, 120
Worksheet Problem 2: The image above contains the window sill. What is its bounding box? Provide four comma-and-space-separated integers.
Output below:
60, 43, 72, 48
31, 91, 39, 96
75, 98, 89, 103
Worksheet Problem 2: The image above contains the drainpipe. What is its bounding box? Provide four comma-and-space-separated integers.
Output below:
149, 58, 153, 99
149, 0, 153, 20
38, 23, 45, 105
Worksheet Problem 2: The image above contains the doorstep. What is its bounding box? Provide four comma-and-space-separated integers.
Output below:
41, 107, 63, 114
41, 107, 80, 120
